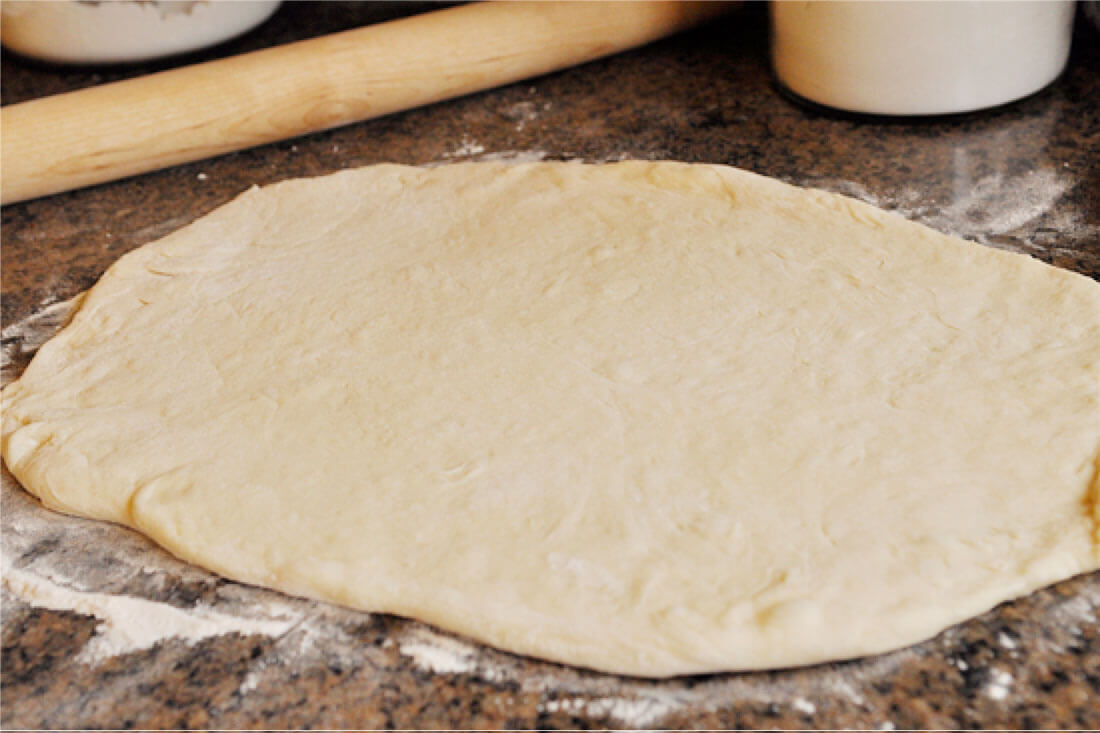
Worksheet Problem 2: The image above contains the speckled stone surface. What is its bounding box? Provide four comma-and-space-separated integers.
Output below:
2, 2, 1099, 729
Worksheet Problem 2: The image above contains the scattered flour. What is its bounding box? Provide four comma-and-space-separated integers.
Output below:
237, 663, 267, 695
396, 624, 690, 727
398, 629, 479, 676
538, 693, 682, 728
443, 138, 487, 158
426, 149, 548, 168
1, 294, 84, 379
475, 150, 551, 164
595, 695, 680, 727
500, 100, 541, 131
430, 150, 642, 168
1047, 581, 1100, 626
233, 614, 360, 697
985, 668, 1014, 701
395, 627, 511, 683
792, 697, 817, 715
803, 167, 1094, 259
819, 676, 865, 707
935, 169, 1067, 237
1034, 581, 1099, 653
2, 558, 300, 664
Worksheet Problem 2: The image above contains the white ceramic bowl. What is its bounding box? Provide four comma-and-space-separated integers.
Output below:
771, 1, 1076, 116
1, 0, 281, 65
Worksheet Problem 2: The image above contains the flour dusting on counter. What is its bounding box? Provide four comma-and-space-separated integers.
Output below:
985, 668, 1014, 701
398, 627, 479, 676
1038, 581, 1100, 651
803, 167, 1095, 260
2, 560, 299, 664
430, 149, 641, 168
539, 694, 683, 728
443, 138, 487, 158
1, 295, 84, 382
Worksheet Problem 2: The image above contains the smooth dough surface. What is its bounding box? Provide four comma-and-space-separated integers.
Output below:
3, 161, 1099, 677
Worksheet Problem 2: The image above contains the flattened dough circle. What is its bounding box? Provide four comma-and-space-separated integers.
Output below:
3, 161, 1099, 676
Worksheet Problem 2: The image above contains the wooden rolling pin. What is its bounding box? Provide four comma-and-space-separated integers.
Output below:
0, 1, 733, 205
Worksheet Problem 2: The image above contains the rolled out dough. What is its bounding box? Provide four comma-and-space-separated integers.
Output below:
2, 162, 1099, 677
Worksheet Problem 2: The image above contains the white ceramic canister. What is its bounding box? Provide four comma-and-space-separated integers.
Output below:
1, 1, 281, 65
770, 1, 1076, 116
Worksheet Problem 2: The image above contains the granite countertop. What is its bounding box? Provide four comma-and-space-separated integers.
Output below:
2, 2, 1099, 729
